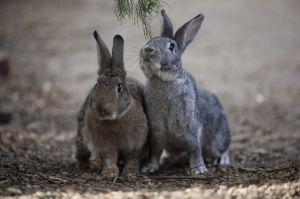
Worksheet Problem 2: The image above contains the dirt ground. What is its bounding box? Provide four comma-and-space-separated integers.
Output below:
0, 0, 300, 198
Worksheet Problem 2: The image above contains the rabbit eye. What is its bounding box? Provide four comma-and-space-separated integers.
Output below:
117, 84, 122, 93
169, 43, 175, 52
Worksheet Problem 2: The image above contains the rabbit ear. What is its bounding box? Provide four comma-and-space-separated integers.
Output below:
174, 14, 204, 56
93, 30, 112, 74
161, 10, 173, 38
111, 35, 127, 77
112, 35, 124, 68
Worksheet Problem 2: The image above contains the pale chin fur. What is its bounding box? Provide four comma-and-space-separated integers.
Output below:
94, 112, 117, 121
141, 60, 178, 81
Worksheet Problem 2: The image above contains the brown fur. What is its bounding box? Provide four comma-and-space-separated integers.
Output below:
75, 79, 148, 176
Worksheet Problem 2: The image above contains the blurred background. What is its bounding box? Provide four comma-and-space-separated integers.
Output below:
0, 0, 299, 198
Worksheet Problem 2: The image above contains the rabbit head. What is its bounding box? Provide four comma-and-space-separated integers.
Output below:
90, 31, 131, 121
140, 10, 204, 81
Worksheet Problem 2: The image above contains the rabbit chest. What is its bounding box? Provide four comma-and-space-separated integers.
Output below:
145, 77, 199, 137
83, 104, 147, 154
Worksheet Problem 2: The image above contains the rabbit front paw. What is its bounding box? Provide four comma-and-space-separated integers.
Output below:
122, 168, 139, 177
78, 160, 101, 171
190, 165, 208, 174
101, 165, 119, 178
89, 160, 102, 170
122, 159, 140, 177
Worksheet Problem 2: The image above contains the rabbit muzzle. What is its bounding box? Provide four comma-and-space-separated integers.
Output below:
97, 106, 110, 117
141, 46, 160, 62
142, 46, 155, 56
93, 104, 118, 121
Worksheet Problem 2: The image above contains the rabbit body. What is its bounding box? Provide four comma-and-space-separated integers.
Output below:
75, 32, 148, 177
140, 11, 230, 174
76, 79, 148, 175
143, 71, 230, 174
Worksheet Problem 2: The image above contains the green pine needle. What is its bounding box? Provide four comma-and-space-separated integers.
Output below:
114, 0, 163, 38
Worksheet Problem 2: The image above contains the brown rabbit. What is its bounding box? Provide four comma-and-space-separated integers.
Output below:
75, 31, 148, 178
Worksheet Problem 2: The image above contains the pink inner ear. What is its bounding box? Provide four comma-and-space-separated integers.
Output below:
185, 20, 200, 43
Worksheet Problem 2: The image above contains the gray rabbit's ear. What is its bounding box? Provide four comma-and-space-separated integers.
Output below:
93, 30, 112, 74
161, 9, 173, 38
112, 35, 124, 68
174, 14, 204, 56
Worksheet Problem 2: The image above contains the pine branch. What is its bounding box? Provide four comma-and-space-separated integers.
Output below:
114, 0, 163, 38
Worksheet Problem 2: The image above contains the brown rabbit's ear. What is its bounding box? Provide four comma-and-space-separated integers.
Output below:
93, 30, 112, 74
111, 35, 126, 77
174, 14, 204, 56
161, 10, 173, 38
112, 35, 124, 68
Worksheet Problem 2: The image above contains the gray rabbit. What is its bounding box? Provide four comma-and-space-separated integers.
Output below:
75, 31, 148, 178
140, 10, 230, 174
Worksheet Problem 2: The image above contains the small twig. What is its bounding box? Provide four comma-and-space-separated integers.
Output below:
48, 176, 68, 183
37, 173, 48, 180
38, 173, 68, 183
111, 175, 119, 185
147, 175, 216, 180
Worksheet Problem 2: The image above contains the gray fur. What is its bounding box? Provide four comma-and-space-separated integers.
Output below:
75, 31, 148, 177
140, 10, 230, 174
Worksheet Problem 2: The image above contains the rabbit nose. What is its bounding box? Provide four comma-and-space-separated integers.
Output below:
144, 47, 155, 54
97, 106, 110, 117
